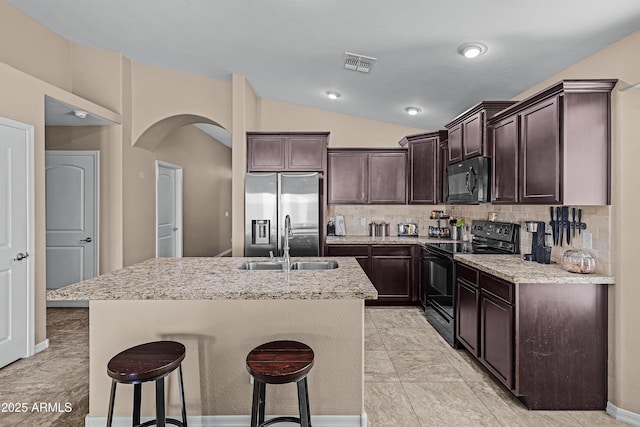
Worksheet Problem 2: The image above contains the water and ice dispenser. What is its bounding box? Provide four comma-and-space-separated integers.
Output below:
252, 220, 271, 245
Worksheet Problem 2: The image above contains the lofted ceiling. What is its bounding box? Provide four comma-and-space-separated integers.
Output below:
11, 0, 640, 131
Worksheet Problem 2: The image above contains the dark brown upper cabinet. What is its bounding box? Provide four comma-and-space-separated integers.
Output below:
489, 79, 617, 205
327, 149, 407, 204
399, 131, 448, 204
445, 101, 516, 164
247, 132, 328, 172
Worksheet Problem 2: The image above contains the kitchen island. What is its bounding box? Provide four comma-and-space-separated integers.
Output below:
48, 257, 377, 426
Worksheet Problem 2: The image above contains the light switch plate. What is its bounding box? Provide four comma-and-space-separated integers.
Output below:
583, 232, 593, 250
360, 217, 366, 226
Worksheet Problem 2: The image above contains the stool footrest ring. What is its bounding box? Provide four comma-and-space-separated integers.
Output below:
137, 419, 185, 427
259, 416, 303, 427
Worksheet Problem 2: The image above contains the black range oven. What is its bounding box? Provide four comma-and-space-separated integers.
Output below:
423, 220, 520, 347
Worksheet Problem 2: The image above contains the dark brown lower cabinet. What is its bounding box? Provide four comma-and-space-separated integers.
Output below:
480, 290, 513, 388
455, 262, 608, 410
325, 244, 418, 304
456, 281, 479, 356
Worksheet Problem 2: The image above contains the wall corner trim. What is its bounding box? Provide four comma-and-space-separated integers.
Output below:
607, 401, 640, 426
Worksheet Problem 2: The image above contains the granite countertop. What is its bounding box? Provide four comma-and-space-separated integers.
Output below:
455, 254, 615, 285
47, 257, 378, 301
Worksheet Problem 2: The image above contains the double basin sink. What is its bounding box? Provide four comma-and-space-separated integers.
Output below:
239, 261, 339, 271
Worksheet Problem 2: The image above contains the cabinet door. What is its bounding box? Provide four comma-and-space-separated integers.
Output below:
519, 97, 561, 204
448, 124, 463, 164
371, 245, 412, 302
409, 138, 437, 204
491, 116, 519, 203
247, 136, 286, 171
463, 112, 484, 159
480, 291, 514, 389
456, 281, 480, 356
371, 256, 411, 301
287, 136, 326, 171
368, 152, 407, 204
327, 152, 367, 204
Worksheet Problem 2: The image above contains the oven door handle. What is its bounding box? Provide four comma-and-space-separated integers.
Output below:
423, 251, 455, 265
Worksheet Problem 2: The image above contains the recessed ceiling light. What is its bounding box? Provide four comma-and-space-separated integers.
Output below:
457, 42, 488, 59
72, 110, 88, 119
325, 91, 341, 100
405, 107, 422, 116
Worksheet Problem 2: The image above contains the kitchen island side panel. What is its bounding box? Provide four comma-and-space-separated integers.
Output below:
516, 283, 608, 409
89, 299, 364, 418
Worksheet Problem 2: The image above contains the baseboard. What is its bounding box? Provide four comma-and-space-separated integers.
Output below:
214, 248, 232, 257
607, 401, 640, 426
86, 414, 367, 427
34, 339, 49, 354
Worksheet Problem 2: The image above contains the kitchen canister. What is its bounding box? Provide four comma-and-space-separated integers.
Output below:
561, 249, 596, 274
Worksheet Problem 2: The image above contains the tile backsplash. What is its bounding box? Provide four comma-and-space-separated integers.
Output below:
327, 204, 611, 275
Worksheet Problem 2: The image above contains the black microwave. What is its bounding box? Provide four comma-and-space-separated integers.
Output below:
446, 156, 490, 204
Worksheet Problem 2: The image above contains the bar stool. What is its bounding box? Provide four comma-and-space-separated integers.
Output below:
106, 340, 187, 427
246, 340, 314, 427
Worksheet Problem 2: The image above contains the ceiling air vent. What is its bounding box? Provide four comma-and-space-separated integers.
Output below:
343, 52, 377, 73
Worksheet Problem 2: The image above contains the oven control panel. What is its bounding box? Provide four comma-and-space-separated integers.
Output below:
471, 220, 519, 243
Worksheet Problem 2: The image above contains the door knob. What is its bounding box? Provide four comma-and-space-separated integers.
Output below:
173, 227, 179, 231
81, 237, 92, 243
13, 252, 29, 261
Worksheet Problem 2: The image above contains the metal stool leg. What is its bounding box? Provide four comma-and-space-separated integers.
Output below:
178, 365, 187, 427
250, 380, 267, 427
107, 380, 117, 427
297, 377, 311, 427
133, 383, 142, 426
156, 378, 166, 427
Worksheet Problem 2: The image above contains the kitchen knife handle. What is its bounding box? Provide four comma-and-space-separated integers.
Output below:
572, 208, 576, 237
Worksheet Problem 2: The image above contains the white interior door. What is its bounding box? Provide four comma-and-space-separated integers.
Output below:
45, 151, 98, 305
156, 161, 183, 257
0, 117, 34, 368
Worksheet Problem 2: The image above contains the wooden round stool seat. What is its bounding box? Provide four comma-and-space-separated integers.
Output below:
246, 340, 314, 427
106, 341, 188, 427
108, 341, 186, 383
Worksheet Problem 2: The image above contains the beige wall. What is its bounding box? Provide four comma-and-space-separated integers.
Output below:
256, 98, 426, 148
89, 300, 363, 417
156, 125, 232, 256
0, 1, 72, 91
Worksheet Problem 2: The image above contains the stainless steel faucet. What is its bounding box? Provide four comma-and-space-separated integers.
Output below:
283, 215, 292, 271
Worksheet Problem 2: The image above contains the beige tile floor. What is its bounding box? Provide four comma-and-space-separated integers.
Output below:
365, 306, 627, 427
0, 308, 89, 427
0, 307, 629, 426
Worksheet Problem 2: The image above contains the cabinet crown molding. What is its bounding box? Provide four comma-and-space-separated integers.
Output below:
489, 79, 618, 124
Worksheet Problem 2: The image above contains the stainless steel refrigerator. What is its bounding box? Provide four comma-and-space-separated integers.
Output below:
245, 172, 320, 257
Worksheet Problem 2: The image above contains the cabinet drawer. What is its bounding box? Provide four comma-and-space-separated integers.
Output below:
326, 245, 369, 257
457, 263, 479, 286
480, 273, 514, 304
371, 245, 412, 256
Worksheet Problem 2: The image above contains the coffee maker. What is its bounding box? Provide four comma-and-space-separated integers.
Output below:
524, 221, 548, 263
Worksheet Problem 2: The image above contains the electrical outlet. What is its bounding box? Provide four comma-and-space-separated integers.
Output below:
360, 217, 366, 226
583, 232, 593, 250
